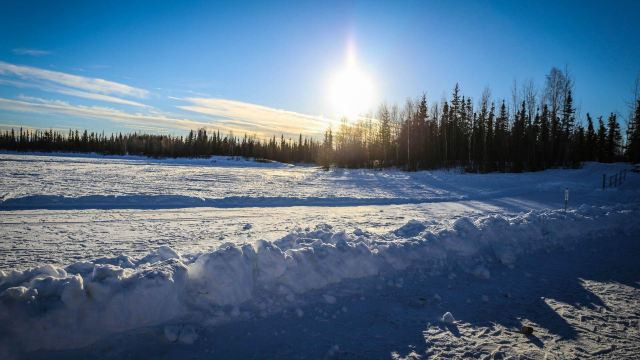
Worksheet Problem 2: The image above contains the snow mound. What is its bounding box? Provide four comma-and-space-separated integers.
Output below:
441, 312, 455, 323
393, 220, 427, 237
0, 205, 638, 352
163, 325, 197, 344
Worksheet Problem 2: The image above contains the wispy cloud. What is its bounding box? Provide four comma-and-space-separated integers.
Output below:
0, 96, 212, 132
178, 98, 334, 138
12, 48, 51, 57
0, 61, 148, 98
0, 78, 150, 108
0, 63, 334, 138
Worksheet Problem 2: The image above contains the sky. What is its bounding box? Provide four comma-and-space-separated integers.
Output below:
1, 0, 639, 139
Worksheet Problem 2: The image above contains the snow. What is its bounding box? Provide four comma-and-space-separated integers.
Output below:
1, 153, 634, 212
0, 153, 639, 358
323, 294, 337, 304
1, 204, 638, 354
163, 324, 198, 344
441, 312, 455, 324
2, 153, 637, 271
393, 219, 427, 238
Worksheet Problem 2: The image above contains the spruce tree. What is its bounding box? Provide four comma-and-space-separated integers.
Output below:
606, 113, 622, 162
585, 113, 596, 161
626, 99, 640, 163
539, 104, 551, 167
597, 117, 607, 162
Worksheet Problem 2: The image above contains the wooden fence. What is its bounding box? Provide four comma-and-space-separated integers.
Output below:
602, 169, 627, 190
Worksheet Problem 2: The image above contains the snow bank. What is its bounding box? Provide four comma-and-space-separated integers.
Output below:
0, 205, 638, 352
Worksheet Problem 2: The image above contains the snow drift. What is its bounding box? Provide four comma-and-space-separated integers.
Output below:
0, 204, 638, 353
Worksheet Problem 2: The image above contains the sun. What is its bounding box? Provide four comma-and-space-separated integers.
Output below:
329, 51, 374, 120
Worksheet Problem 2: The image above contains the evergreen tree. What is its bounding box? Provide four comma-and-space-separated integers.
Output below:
494, 101, 509, 171
539, 104, 551, 167
585, 113, 597, 161
606, 113, 622, 162
626, 99, 640, 163
597, 117, 607, 162
560, 89, 575, 164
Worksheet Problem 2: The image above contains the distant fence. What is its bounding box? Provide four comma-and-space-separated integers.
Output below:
602, 169, 627, 190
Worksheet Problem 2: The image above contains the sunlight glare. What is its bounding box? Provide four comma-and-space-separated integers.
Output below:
329, 46, 374, 120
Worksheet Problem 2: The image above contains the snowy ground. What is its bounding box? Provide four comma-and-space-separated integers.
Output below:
1, 153, 635, 271
1, 153, 639, 359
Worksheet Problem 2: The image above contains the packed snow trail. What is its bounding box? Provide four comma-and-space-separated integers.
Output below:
1, 204, 638, 358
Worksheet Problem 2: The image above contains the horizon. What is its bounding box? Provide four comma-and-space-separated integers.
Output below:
1, 0, 639, 139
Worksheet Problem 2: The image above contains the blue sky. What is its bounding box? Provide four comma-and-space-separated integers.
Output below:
1, 0, 639, 138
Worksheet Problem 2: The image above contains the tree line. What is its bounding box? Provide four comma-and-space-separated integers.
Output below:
0, 128, 320, 164
1, 67, 639, 171
321, 67, 639, 171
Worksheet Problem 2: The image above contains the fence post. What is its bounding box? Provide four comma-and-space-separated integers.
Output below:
603, 174, 606, 190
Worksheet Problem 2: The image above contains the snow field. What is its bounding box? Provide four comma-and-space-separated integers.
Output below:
1, 203, 638, 353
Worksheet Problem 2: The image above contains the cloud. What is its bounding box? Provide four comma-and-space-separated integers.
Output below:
53, 88, 150, 108
0, 96, 213, 132
178, 98, 334, 138
0, 61, 148, 98
0, 62, 335, 138
12, 48, 51, 57
0, 78, 149, 108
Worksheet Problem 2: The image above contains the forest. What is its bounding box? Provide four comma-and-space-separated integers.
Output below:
2, 67, 640, 172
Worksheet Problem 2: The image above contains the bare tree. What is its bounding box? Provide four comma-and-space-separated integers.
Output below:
544, 66, 573, 115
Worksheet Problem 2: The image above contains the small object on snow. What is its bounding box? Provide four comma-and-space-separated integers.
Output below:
441, 312, 455, 323
521, 325, 534, 335
242, 223, 252, 230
